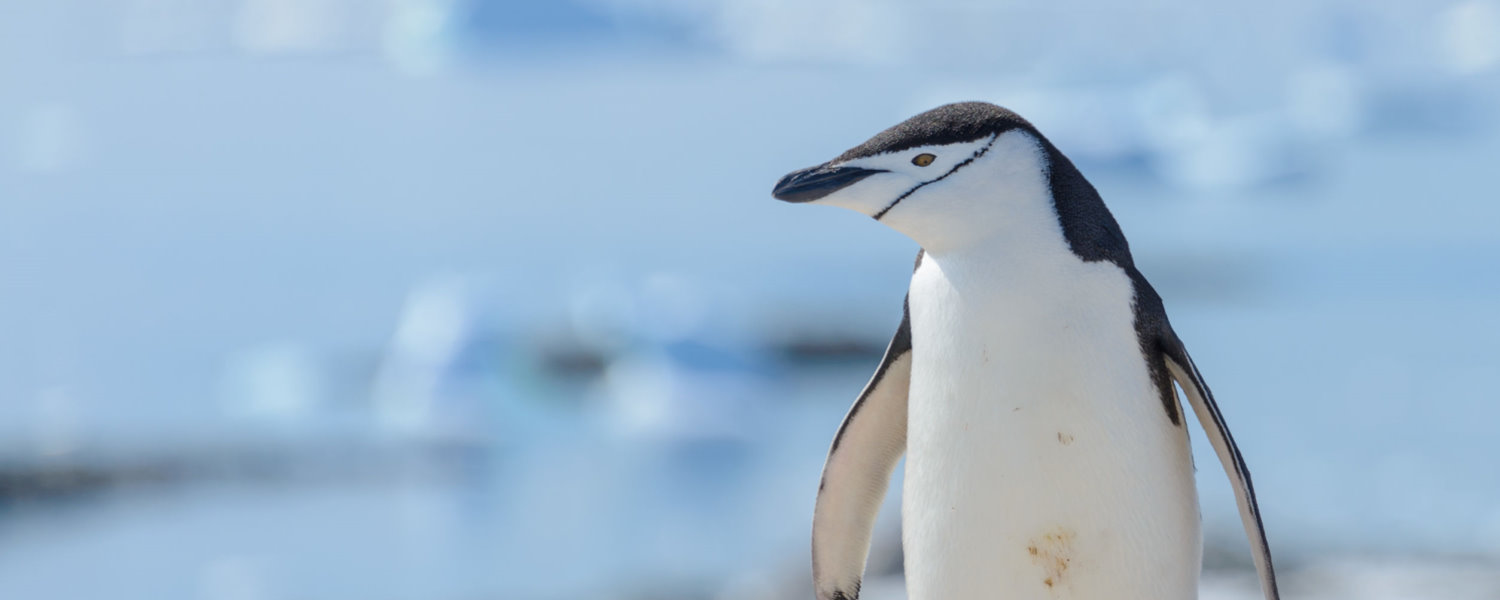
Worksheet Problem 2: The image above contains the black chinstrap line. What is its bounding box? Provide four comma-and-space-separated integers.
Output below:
872, 133, 999, 221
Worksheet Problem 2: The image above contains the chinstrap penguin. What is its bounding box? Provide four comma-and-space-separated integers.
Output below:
772, 102, 1279, 600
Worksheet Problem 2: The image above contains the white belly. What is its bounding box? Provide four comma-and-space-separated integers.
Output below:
903, 254, 1200, 600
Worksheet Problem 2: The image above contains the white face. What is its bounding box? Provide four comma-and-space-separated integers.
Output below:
813, 135, 999, 217
800, 130, 1052, 252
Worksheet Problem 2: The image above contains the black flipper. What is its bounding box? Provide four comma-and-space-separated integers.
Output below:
1163, 336, 1280, 600
811, 299, 912, 600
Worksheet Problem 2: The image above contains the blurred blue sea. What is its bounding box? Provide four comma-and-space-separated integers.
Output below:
2, 1, 1499, 599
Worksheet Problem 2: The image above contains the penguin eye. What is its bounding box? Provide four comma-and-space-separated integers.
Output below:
912, 153, 936, 167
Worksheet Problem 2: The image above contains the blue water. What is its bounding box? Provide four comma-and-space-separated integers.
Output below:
2, 2, 1499, 598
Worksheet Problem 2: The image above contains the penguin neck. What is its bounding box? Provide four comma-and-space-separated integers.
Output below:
914, 182, 1100, 305
915, 192, 1080, 282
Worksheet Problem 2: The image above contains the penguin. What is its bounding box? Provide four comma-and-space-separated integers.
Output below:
772, 102, 1278, 600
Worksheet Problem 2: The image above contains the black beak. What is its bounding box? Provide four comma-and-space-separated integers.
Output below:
772, 164, 886, 203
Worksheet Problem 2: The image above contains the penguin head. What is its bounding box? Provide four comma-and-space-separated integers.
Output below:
773, 102, 1054, 250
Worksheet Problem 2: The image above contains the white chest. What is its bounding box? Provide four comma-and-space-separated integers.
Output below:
902, 253, 1201, 600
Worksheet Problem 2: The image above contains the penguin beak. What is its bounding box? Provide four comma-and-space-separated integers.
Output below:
773, 164, 887, 203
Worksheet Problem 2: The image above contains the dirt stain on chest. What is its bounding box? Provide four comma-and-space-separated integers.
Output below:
1027, 527, 1076, 593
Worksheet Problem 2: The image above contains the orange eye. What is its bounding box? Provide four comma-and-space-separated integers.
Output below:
912, 153, 935, 167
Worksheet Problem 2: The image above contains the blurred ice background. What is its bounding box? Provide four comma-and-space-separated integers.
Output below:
2, 1, 1498, 599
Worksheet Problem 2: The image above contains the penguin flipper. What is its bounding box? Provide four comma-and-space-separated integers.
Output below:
812, 299, 912, 600
1163, 343, 1280, 600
